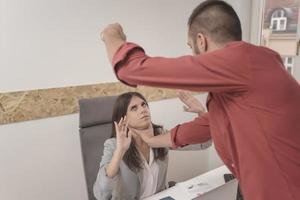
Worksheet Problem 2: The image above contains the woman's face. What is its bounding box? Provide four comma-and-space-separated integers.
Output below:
126, 96, 151, 130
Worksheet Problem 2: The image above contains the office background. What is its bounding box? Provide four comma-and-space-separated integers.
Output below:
0, 0, 260, 200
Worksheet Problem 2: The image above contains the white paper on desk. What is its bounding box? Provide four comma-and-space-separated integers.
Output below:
177, 180, 214, 198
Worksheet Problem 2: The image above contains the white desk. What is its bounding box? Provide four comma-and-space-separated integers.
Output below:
145, 165, 237, 200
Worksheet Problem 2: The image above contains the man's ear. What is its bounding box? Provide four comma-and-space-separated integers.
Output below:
196, 33, 208, 52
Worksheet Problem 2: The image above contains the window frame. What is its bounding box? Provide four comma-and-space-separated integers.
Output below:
271, 9, 287, 31
283, 56, 294, 75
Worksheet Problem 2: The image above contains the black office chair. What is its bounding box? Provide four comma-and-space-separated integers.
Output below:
224, 173, 244, 200
79, 96, 117, 200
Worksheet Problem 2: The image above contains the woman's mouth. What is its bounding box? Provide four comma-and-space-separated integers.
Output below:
141, 115, 150, 119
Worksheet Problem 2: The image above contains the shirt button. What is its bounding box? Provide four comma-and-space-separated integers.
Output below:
231, 163, 235, 168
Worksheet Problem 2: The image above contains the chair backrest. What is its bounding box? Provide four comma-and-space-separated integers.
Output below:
79, 95, 117, 200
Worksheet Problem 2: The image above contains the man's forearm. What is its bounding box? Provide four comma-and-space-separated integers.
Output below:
101, 23, 126, 63
103, 38, 125, 63
147, 131, 173, 148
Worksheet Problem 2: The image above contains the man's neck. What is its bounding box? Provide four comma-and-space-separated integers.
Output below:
207, 41, 227, 52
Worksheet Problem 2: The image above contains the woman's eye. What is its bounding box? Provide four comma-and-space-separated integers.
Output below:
131, 106, 137, 111
141, 102, 147, 107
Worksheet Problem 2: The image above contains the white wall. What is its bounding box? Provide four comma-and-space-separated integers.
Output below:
0, 0, 252, 199
0, 0, 196, 92
0, 114, 87, 200
250, 0, 265, 44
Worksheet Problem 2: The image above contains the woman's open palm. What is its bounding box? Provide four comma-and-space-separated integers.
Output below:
114, 117, 132, 153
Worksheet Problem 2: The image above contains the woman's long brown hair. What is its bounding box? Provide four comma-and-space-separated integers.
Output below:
110, 92, 168, 172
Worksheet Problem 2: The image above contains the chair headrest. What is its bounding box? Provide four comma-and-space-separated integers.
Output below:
79, 96, 117, 128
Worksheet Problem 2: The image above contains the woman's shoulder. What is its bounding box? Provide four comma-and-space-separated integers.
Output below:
103, 138, 117, 149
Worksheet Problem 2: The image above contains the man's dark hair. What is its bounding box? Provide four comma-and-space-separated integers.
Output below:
188, 0, 242, 43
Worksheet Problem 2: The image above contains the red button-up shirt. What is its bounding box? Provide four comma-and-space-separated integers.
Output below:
111, 41, 300, 200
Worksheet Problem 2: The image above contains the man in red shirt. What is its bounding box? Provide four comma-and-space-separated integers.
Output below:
100, 1, 300, 200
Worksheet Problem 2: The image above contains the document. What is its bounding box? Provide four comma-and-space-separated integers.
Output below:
174, 180, 214, 199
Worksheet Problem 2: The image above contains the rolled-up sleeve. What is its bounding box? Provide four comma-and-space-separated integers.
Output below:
112, 43, 145, 87
170, 113, 211, 149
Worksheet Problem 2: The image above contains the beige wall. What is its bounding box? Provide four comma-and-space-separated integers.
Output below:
293, 57, 300, 82
267, 37, 298, 55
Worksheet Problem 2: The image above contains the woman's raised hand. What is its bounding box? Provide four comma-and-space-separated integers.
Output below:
114, 116, 132, 154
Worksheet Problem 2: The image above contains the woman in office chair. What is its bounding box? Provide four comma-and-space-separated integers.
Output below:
93, 91, 207, 200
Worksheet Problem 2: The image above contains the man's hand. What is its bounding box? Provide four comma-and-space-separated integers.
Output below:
101, 23, 126, 63
101, 23, 126, 42
129, 124, 154, 145
130, 125, 173, 148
